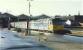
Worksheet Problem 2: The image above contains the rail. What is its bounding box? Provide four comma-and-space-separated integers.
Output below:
28, 29, 53, 33
65, 26, 83, 28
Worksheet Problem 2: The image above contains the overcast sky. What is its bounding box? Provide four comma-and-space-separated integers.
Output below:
0, 0, 82, 16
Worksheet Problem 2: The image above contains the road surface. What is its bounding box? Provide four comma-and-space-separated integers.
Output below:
0, 29, 53, 50
0, 29, 83, 50
39, 34, 83, 50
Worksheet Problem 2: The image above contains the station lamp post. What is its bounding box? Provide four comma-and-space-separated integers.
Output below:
26, 0, 33, 35
27, 0, 33, 16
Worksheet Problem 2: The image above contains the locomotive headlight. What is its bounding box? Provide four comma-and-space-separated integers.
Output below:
65, 20, 71, 25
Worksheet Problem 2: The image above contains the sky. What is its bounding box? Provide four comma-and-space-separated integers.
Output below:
0, 0, 82, 16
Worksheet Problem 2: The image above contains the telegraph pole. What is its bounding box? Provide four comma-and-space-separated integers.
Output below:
26, 0, 33, 35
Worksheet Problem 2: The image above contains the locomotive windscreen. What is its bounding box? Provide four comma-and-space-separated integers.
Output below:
52, 18, 65, 25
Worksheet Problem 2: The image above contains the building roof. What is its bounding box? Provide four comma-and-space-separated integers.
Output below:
31, 14, 51, 20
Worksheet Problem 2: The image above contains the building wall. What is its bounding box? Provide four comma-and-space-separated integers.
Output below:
75, 15, 83, 23
0, 18, 8, 28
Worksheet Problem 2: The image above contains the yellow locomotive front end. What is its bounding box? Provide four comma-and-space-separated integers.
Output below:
48, 17, 72, 35
48, 25, 64, 31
